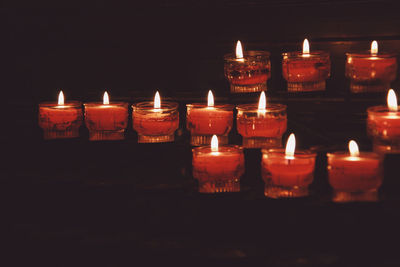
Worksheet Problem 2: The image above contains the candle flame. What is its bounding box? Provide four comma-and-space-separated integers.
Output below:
207, 90, 214, 107
387, 89, 398, 112
154, 91, 161, 109
258, 91, 266, 111
103, 91, 110, 105
58, 90, 64, 105
236, 40, 244, 59
285, 133, 296, 159
371, 40, 378, 56
303, 38, 310, 55
349, 140, 360, 157
211, 135, 218, 152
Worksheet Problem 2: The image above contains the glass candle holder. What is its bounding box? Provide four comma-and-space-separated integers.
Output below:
282, 51, 331, 92
186, 103, 234, 146
367, 105, 400, 153
84, 102, 129, 141
236, 104, 287, 148
327, 151, 383, 202
38, 101, 83, 139
224, 51, 271, 93
345, 53, 397, 93
261, 149, 316, 198
192, 145, 244, 193
132, 102, 179, 143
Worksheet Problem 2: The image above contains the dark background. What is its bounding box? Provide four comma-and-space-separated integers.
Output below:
4, 2, 400, 266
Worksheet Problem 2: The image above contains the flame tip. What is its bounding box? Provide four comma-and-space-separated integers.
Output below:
211, 135, 219, 152
387, 89, 398, 111
285, 133, 296, 158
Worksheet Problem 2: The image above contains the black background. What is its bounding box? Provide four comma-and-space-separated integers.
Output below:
4, 2, 400, 266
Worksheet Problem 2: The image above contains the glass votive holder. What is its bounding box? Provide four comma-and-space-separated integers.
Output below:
186, 103, 234, 146
224, 51, 271, 93
84, 102, 129, 141
327, 151, 383, 202
132, 102, 179, 143
367, 105, 400, 153
261, 149, 316, 198
345, 52, 397, 93
38, 101, 83, 139
192, 145, 244, 193
236, 104, 287, 148
282, 51, 331, 92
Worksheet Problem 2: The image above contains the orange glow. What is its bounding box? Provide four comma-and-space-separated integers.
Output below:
285, 133, 296, 159
387, 89, 398, 112
211, 134, 219, 153
154, 91, 161, 109
371, 40, 378, 56
207, 90, 214, 107
103, 91, 110, 105
235, 40, 244, 60
302, 38, 310, 56
349, 140, 360, 157
58, 91, 64, 105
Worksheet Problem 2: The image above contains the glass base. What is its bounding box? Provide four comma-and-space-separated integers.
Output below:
264, 185, 309, 198
350, 82, 390, 93
332, 190, 378, 203
43, 129, 79, 140
373, 141, 400, 154
242, 137, 282, 149
198, 179, 240, 193
287, 80, 326, 92
230, 82, 267, 93
138, 134, 174, 143
89, 130, 125, 141
191, 135, 228, 146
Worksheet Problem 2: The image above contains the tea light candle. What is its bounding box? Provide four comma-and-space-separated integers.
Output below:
261, 133, 317, 198
186, 90, 234, 146
84, 91, 129, 141
346, 40, 397, 93
132, 91, 179, 143
38, 90, 83, 139
236, 91, 287, 148
192, 135, 244, 193
282, 39, 331, 92
224, 40, 271, 93
327, 140, 383, 202
367, 89, 400, 153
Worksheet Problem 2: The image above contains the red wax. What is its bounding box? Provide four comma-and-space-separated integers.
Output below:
186, 105, 233, 135
228, 64, 269, 85
38, 101, 83, 139
327, 153, 383, 192
346, 56, 397, 82
368, 106, 400, 139
237, 114, 287, 138
282, 55, 330, 82
133, 112, 179, 135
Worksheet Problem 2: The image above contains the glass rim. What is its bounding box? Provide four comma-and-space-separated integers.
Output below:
83, 101, 128, 107
132, 101, 179, 112
261, 148, 316, 158
367, 105, 400, 115
186, 103, 234, 110
236, 103, 286, 112
327, 151, 382, 159
224, 50, 270, 61
192, 144, 243, 154
346, 52, 397, 58
282, 50, 329, 58
39, 101, 82, 108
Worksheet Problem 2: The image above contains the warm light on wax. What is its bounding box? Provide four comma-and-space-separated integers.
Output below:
285, 133, 296, 159
207, 90, 214, 107
211, 134, 219, 153
58, 91, 64, 105
302, 38, 310, 57
387, 89, 398, 112
154, 91, 161, 109
349, 140, 360, 158
103, 91, 110, 105
236, 40, 244, 61
371, 40, 378, 56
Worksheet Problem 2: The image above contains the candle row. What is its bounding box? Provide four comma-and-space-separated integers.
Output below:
225, 39, 397, 93
194, 134, 382, 203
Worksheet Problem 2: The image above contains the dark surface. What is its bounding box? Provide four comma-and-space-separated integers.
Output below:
4, 3, 400, 266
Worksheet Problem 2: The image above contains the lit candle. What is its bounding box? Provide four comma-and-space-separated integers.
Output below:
132, 91, 179, 143
367, 89, 400, 153
192, 135, 244, 193
236, 91, 287, 148
224, 40, 271, 93
84, 91, 129, 141
261, 133, 316, 198
327, 140, 383, 202
346, 40, 397, 93
38, 90, 83, 139
282, 38, 331, 92
186, 90, 233, 146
